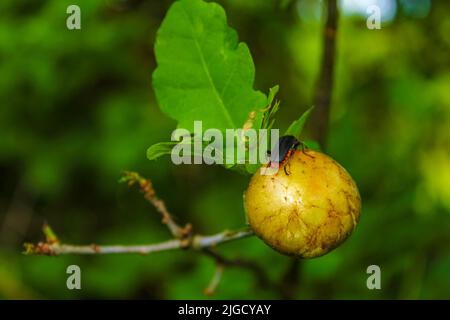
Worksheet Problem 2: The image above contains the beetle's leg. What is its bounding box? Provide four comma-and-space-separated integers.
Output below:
283, 158, 293, 175
300, 142, 314, 158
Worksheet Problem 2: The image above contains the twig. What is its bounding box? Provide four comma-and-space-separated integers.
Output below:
204, 262, 225, 296
24, 172, 267, 294
120, 171, 191, 239
24, 239, 182, 255
24, 226, 254, 256
193, 228, 254, 248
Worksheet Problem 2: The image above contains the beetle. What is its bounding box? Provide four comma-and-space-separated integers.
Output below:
267, 135, 311, 175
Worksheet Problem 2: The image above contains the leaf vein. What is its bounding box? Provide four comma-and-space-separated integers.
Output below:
180, 4, 236, 129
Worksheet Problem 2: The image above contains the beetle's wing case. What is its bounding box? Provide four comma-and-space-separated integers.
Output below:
270, 135, 298, 163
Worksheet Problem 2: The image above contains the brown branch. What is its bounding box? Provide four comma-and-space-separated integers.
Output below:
24, 227, 254, 256
24, 238, 182, 255
310, 0, 339, 150
24, 171, 263, 295
120, 171, 192, 239
24, 172, 271, 294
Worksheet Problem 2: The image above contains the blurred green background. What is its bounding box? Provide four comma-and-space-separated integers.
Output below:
0, 0, 449, 299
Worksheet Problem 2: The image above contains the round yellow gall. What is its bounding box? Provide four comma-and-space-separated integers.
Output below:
244, 150, 361, 258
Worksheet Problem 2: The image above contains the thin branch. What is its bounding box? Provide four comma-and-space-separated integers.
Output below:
24, 171, 264, 294
24, 239, 182, 255
193, 228, 254, 248
204, 262, 225, 296
24, 227, 254, 256
120, 171, 191, 239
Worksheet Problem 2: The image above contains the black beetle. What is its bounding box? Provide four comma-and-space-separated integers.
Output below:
268, 135, 310, 175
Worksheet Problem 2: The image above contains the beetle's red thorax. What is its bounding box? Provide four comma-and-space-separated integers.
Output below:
280, 149, 294, 165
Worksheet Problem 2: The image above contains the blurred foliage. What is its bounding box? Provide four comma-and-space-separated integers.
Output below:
0, 0, 449, 299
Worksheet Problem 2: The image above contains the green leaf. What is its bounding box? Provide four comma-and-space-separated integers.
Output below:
146, 142, 180, 160
261, 85, 280, 130
267, 85, 279, 105
152, 0, 266, 133
284, 106, 314, 139
303, 139, 322, 152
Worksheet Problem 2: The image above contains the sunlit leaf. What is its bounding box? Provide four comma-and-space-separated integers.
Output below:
152, 0, 266, 133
